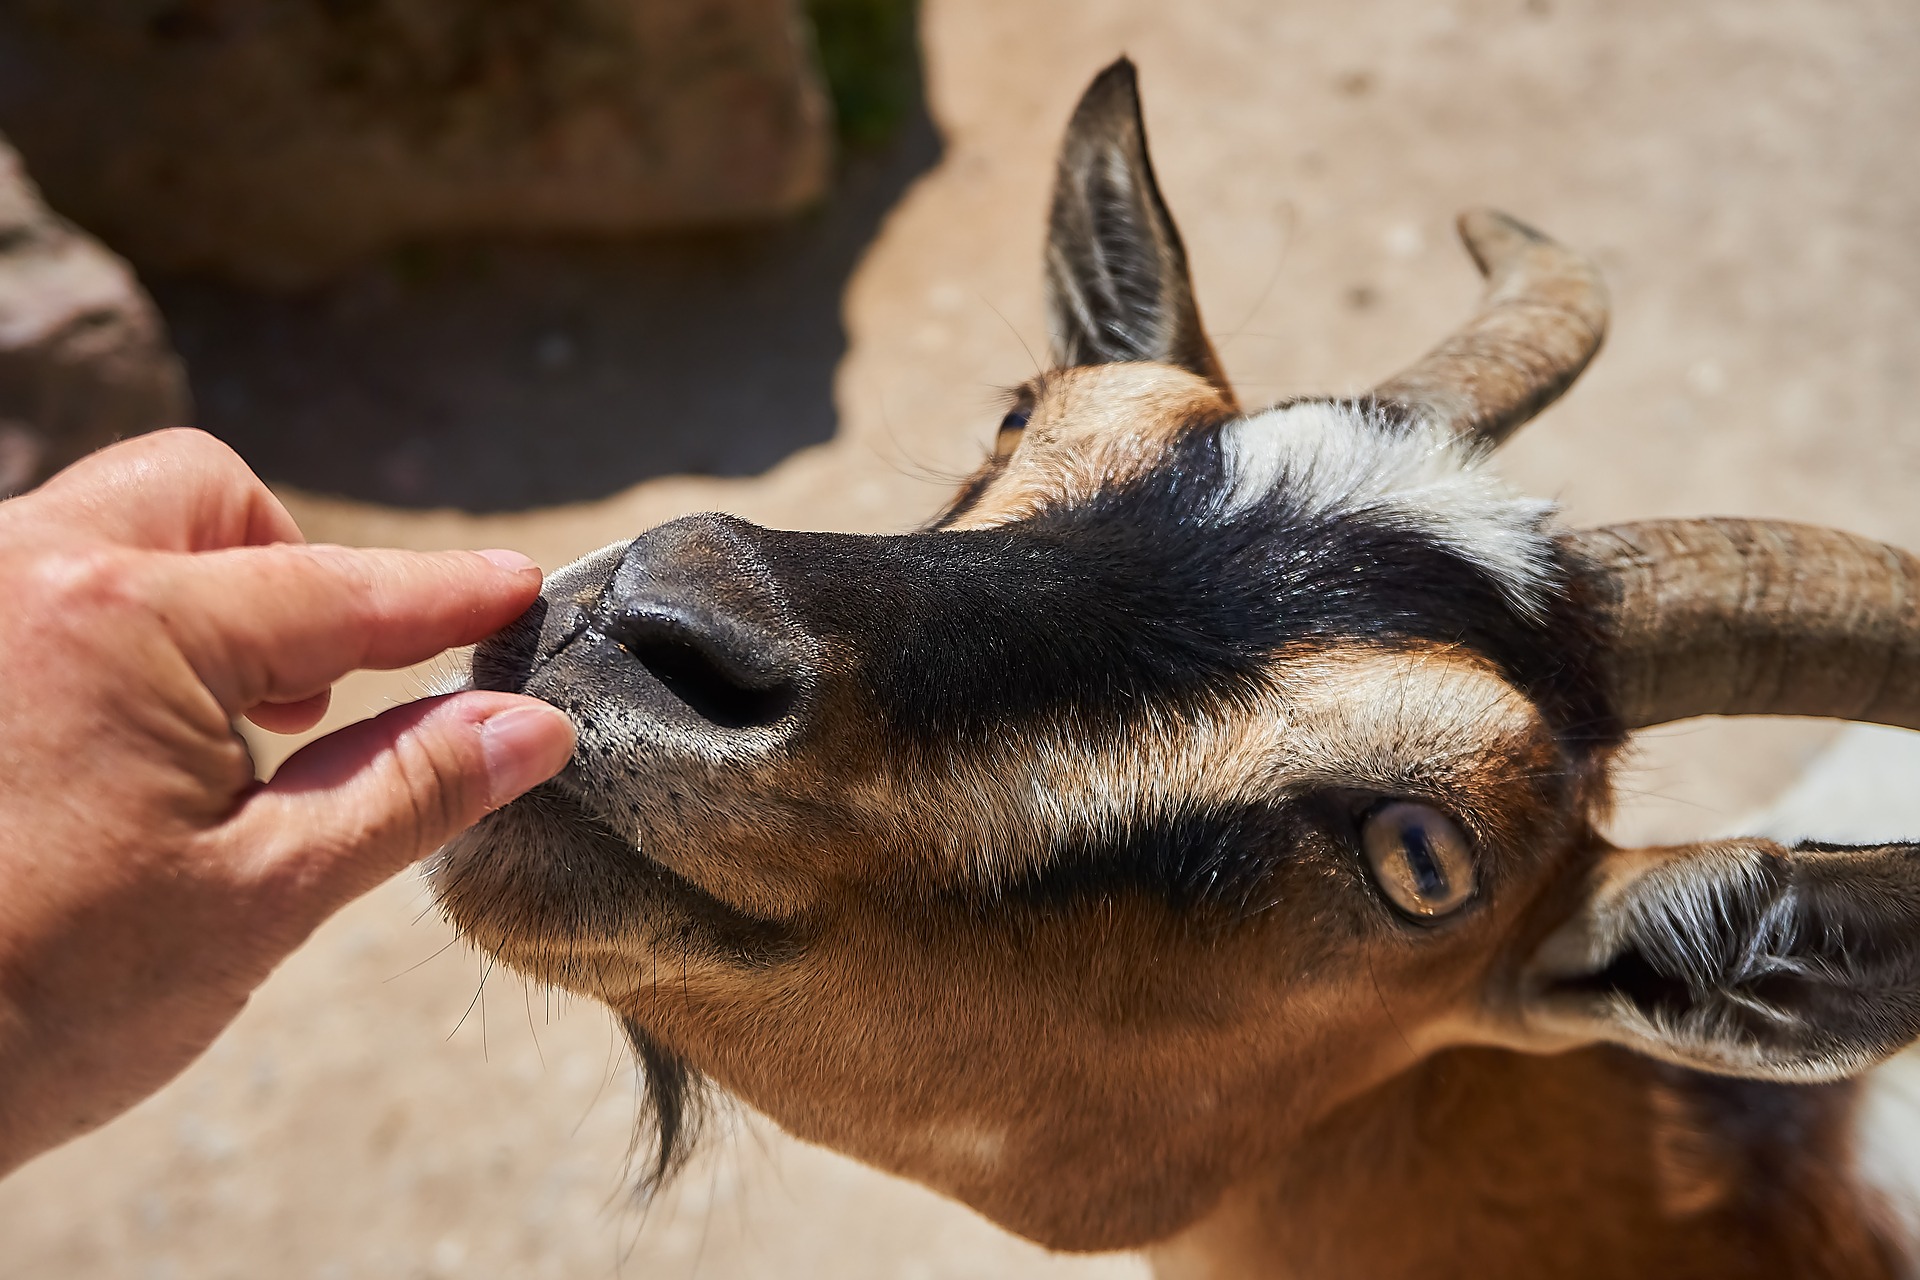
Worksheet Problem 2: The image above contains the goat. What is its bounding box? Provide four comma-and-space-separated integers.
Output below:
430, 58, 1920, 1278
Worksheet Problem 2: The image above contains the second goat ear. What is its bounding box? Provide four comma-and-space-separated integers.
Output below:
1044, 58, 1234, 403
1520, 838, 1920, 1081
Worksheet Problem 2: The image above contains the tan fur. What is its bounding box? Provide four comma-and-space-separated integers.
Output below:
432, 66, 1915, 1274
428, 343, 1916, 1280
433, 352, 1902, 1270
841, 643, 1555, 892
439, 629, 1602, 1248
945, 364, 1231, 530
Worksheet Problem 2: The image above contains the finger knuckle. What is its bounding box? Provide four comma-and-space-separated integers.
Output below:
157, 427, 247, 477
388, 717, 479, 852
29, 546, 148, 619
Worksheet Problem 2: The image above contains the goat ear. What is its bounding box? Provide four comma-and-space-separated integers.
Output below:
1521, 839, 1920, 1081
1045, 58, 1233, 400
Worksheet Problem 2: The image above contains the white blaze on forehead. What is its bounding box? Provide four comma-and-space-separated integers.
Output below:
1216, 400, 1558, 616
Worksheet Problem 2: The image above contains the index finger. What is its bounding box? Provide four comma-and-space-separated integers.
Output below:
25, 429, 303, 552
150, 543, 544, 713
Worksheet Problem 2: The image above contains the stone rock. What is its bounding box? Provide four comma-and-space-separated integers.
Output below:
0, 135, 189, 496
0, 1, 834, 289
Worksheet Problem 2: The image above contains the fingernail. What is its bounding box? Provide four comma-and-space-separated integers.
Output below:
477, 548, 540, 577
480, 703, 576, 808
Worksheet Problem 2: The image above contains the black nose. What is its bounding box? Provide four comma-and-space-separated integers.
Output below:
598, 514, 807, 731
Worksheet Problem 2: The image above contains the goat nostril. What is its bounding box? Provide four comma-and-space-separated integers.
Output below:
602, 608, 799, 730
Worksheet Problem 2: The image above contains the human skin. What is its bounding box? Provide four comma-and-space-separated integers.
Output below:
0, 429, 577, 1177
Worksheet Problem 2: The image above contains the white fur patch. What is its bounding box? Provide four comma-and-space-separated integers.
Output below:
1215, 401, 1558, 616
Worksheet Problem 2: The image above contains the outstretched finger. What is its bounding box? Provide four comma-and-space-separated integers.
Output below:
27, 429, 302, 552
149, 542, 543, 714
225, 692, 576, 920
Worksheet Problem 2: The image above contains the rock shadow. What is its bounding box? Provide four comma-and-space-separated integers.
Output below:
152, 95, 941, 512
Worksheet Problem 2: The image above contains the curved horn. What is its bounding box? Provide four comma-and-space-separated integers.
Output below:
1571, 519, 1920, 732
1373, 209, 1608, 450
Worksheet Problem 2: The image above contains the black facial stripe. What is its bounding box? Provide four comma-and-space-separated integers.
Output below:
988, 800, 1304, 918
765, 427, 1618, 751
933, 454, 1010, 527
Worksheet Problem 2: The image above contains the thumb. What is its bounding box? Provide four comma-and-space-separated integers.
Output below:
230, 692, 576, 917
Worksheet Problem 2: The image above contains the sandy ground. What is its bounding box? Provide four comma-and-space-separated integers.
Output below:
3, 0, 1918, 1275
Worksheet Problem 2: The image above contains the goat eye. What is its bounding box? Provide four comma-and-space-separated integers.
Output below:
995, 405, 1031, 456
1360, 801, 1475, 919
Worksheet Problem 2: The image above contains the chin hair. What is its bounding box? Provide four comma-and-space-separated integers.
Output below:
621, 1016, 712, 1196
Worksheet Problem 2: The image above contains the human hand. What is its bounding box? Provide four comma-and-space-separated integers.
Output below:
0, 430, 576, 1176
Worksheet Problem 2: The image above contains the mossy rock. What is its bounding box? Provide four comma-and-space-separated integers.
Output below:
807, 0, 920, 148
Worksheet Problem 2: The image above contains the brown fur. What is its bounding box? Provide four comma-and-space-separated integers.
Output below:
944, 365, 1232, 531
432, 58, 1920, 1279
1153, 1048, 1896, 1280
440, 619, 1602, 1247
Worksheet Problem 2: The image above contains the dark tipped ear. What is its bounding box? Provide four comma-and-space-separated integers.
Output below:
1045, 58, 1233, 401
1522, 839, 1920, 1081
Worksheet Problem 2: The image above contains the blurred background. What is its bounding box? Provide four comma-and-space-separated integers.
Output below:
0, 0, 1915, 1276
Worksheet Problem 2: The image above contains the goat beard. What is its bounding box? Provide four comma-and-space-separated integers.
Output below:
429, 788, 727, 1196
621, 1015, 713, 1196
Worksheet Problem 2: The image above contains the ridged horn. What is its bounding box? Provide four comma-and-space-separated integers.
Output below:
1373, 209, 1608, 450
1571, 519, 1920, 732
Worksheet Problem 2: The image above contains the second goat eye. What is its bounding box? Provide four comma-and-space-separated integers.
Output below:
995, 406, 1031, 456
1360, 801, 1476, 919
